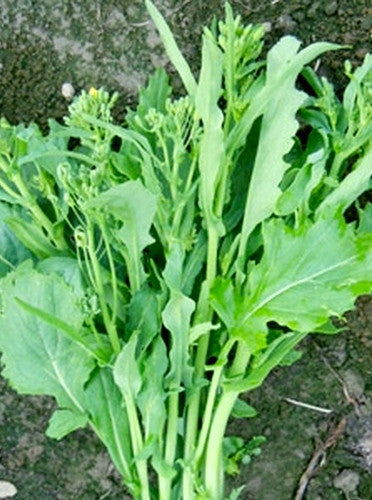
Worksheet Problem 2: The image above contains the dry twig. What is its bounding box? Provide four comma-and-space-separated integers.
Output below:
294, 417, 347, 500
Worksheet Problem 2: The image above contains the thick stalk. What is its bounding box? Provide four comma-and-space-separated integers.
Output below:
159, 391, 179, 499
124, 393, 151, 500
182, 226, 219, 497
204, 341, 251, 499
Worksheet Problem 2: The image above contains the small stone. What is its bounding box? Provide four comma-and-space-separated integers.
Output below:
343, 369, 365, 399
325, 1, 338, 16
333, 469, 360, 494
262, 21, 272, 33
0, 481, 17, 499
276, 14, 297, 32
61, 82, 75, 100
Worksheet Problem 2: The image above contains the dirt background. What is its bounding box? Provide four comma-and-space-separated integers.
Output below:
0, 0, 371, 499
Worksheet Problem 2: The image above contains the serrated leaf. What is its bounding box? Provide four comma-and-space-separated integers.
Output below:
0, 268, 94, 413
37, 257, 85, 298
46, 409, 88, 440
241, 215, 372, 335
358, 203, 372, 234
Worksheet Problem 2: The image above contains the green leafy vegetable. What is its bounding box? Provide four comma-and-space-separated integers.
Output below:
0, 2, 370, 499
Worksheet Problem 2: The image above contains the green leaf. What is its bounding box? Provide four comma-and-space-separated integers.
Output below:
84, 368, 134, 485
275, 155, 325, 216
46, 409, 88, 440
15, 297, 110, 364
86, 180, 157, 290
195, 34, 225, 231
278, 348, 303, 366
137, 338, 168, 439
37, 256, 85, 297
241, 215, 372, 334
316, 143, 372, 216
234, 38, 339, 258
145, 0, 197, 97
0, 204, 31, 276
0, 267, 94, 413
113, 333, 142, 399
126, 286, 161, 353
210, 279, 266, 354
358, 203, 372, 234
5, 216, 59, 259
232, 399, 258, 419
162, 292, 195, 388
127, 68, 171, 126
225, 332, 307, 392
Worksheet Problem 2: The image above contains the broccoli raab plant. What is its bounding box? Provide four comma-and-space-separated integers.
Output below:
0, 1, 371, 498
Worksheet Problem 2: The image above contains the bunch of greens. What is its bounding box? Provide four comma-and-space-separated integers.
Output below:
0, 1, 371, 498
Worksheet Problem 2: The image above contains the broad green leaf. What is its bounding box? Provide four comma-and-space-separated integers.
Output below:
113, 333, 142, 399
137, 338, 168, 439
37, 256, 85, 297
241, 215, 371, 334
210, 279, 266, 354
195, 34, 225, 232
15, 297, 111, 364
162, 292, 195, 388
84, 368, 134, 485
316, 143, 372, 216
46, 409, 88, 440
145, 0, 197, 97
213, 214, 371, 358
0, 267, 94, 414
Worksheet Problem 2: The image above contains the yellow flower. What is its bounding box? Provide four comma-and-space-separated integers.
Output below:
89, 87, 98, 98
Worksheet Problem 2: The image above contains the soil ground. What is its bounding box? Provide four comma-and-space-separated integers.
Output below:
0, 1, 371, 499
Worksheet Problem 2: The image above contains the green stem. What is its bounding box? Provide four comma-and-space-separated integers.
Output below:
100, 219, 119, 325
204, 341, 251, 499
12, 172, 67, 250
159, 391, 179, 499
124, 392, 151, 500
182, 226, 219, 496
87, 224, 121, 354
